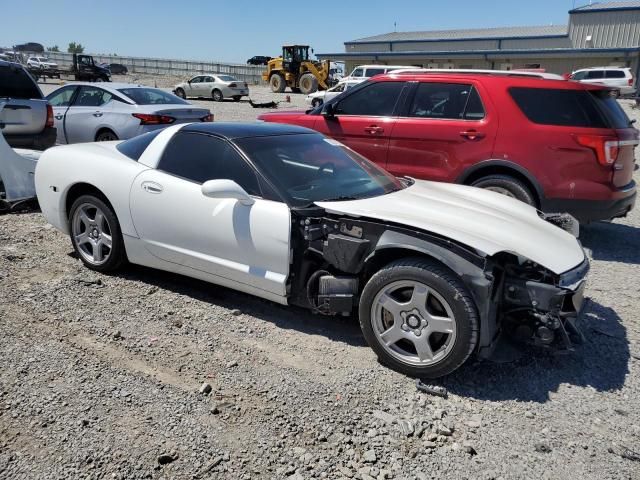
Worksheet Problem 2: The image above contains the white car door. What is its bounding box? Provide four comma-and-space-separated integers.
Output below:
64, 86, 114, 144
185, 76, 201, 97
202, 76, 215, 97
129, 131, 291, 297
45, 85, 80, 144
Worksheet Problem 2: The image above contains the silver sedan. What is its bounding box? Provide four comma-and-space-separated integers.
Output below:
46, 83, 213, 144
173, 74, 249, 102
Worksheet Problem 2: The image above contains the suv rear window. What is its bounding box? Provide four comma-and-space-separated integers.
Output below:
509, 87, 631, 129
116, 129, 163, 160
0, 64, 42, 99
605, 70, 626, 78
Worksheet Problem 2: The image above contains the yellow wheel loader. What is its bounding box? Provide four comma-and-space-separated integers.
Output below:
262, 45, 332, 94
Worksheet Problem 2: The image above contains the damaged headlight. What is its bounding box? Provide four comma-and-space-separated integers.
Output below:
538, 211, 580, 237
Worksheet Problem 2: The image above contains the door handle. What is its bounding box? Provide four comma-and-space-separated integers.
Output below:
93, 112, 103, 117
460, 129, 485, 140
141, 181, 163, 194
364, 125, 384, 134
54, 114, 63, 120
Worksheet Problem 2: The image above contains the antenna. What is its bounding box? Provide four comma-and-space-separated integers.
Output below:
394, 21, 397, 32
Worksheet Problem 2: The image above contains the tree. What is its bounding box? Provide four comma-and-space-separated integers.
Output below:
47, 45, 60, 52
67, 42, 85, 54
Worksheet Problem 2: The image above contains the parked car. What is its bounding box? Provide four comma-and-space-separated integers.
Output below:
0, 59, 56, 150
26, 56, 58, 70
35, 122, 589, 378
173, 75, 249, 102
247, 56, 272, 66
45, 82, 212, 144
570, 67, 635, 96
342, 65, 422, 83
305, 80, 361, 107
108, 63, 128, 75
259, 71, 638, 223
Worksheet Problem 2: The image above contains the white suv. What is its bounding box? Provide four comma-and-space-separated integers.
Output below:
342, 65, 422, 83
26, 56, 58, 70
570, 67, 635, 96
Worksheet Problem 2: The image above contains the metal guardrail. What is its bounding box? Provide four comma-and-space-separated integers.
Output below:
45, 52, 266, 84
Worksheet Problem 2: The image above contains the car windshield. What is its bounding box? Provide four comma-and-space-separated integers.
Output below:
37, 57, 49, 62
117, 88, 188, 105
217, 75, 237, 82
235, 133, 406, 207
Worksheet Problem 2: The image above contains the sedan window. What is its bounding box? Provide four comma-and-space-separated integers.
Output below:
334, 81, 405, 117
190, 76, 202, 83
217, 75, 237, 82
47, 86, 77, 107
73, 86, 113, 107
158, 132, 261, 195
117, 88, 188, 105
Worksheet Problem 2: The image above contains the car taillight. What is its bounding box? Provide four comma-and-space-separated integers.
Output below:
228, 83, 237, 88
46, 104, 54, 128
132, 113, 175, 125
575, 134, 620, 166
629, 78, 634, 86
201, 113, 214, 122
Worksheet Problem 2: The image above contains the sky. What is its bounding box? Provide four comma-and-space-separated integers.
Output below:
1, 0, 590, 63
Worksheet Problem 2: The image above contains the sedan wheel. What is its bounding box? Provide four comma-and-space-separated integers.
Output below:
360, 258, 479, 378
212, 89, 224, 102
312, 98, 323, 108
96, 130, 118, 142
69, 195, 126, 272
175, 88, 186, 99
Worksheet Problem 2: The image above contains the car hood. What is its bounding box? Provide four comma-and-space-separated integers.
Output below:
316, 180, 585, 275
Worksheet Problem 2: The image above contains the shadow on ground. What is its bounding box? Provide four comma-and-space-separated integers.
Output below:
581, 220, 640, 265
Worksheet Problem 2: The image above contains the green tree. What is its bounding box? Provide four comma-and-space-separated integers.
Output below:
47, 45, 60, 52
67, 42, 85, 54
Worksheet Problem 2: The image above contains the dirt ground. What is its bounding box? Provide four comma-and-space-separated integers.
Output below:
0, 77, 639, 480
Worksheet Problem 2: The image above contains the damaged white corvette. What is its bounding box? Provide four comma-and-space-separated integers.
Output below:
35, 123, 589, 377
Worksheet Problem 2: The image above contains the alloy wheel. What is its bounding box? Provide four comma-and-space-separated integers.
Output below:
72, 203, 113, 266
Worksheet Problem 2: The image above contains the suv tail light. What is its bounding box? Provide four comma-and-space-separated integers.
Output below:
132, 113, 175, 125
629, 78, 634, 86
575, 134, 620, 166
201, 113, 214, 122
46, 104, 54, 128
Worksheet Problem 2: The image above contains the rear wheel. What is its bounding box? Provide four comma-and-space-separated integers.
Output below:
359, 258, 479, 378
69, 195, 126, 272
299, 73, 318, 94
471, 174, 535, 206
311, 98, 323, 108
270, 73, 286, 93
96, 129, 118, 142
212, 89, 224, 102
175, 88, 186, 99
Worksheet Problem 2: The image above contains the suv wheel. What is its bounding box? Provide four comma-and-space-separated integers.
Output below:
359, 258, 479, 378
471, 174, 535, 206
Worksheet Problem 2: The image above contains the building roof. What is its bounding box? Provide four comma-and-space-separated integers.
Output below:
346, 25, 568, 44
570, 1, 640, 13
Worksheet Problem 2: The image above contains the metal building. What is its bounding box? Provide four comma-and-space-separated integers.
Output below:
317, 1, 640, 80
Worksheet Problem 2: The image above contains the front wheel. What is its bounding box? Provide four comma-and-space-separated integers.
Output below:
212, 89, 224, 102
359, 258, 479, 378
175, 88, 186, 99
311, 98, 323, 108
69, 195, 126, 272
270, 73, 286, 93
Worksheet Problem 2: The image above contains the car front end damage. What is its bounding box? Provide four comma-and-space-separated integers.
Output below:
289, 209, 589, 359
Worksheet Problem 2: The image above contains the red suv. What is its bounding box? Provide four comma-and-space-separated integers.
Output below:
259, 72, 637, 222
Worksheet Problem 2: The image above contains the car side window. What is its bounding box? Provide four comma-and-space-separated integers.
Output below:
605, 70, 626, 78
205, 76, 214, 83
334, 81, 405, 116
47, 86, 77, 107
586, 70, 604, 79
366, 68, 385, 77
158, 132, 261, 196
73, 86, 113, 107
571, 71, 587, 80
190, 76, 201, 83
351, 68, 364, 78
409, 83, 479, 120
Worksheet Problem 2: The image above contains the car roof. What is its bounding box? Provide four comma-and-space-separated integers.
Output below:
573, 66, 630, 71
182, 122, 315, 139
59, 82, 145, 90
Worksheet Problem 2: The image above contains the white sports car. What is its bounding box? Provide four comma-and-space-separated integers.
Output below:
35, 123, 589, 378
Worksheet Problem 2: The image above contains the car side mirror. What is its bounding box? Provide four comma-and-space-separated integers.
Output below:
322, 102, 336, 117
201, 179, 255, 206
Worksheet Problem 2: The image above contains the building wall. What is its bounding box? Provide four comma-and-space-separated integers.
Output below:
501, 36, 572, 50
569, 9, 640, 48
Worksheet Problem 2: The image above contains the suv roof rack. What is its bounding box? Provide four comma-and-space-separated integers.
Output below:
390, 68, 565, 80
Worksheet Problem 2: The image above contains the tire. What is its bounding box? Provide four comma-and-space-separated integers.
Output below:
359, 258, 479, 378
69, 195, 126, 272
232, 95, 242, 102
175, 88, 186, 99
270, 73, 286, 93
212, 89, 224, 102
95, 129, 118, 142
291, 87, 301, 94
299, 73, 318, 94
311, 98, 323, 108
470, 174, 535, 206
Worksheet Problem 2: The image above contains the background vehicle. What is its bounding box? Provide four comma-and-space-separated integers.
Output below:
35, 122, 588, 378
259, 71, 638, 222
570, 67, 635, 96
262, 45, 332, 94
26, 56, 58, 70
0, 59, 56, 150
342, 65, 422, 83
247, 56, 272, 66
28, 54, 110, 83
305, 79, 360, 107
108, 63, 128, 75
46, 82, 212, 144
173, 74, 249, 102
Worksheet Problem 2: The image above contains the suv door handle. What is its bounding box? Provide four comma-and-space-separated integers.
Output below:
364, 125, 384, 134
460, 130, 485, 140
93, 111, 103, 117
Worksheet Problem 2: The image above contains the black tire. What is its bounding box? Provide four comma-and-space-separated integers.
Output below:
95, 129, 118, 142
232, 95, 242, 102
291, 87, 301, 94
311, 98, 323, 108
212, 89, 224, 102
270, 73, 286, 93
175, 88, 186, 99
359, 258, 479, 378
299, 73, 318, 94
68, 194, 127, 272
470, 174, 535, 206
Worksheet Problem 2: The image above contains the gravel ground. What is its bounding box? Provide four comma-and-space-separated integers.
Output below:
0, 78, 639, 479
